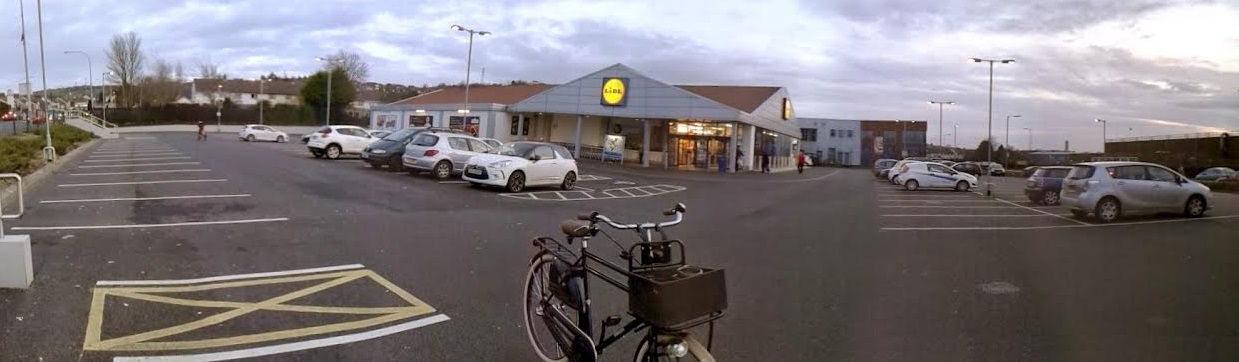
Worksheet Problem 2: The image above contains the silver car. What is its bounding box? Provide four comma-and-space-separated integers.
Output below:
401, 131, 495, 179
1060, 161, 1213, 223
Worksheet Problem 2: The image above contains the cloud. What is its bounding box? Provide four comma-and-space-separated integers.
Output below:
0, 0, 1235, 152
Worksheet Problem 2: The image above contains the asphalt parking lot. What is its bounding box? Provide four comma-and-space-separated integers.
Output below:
876, 173, 1239, 231
2, 134, 1239, 361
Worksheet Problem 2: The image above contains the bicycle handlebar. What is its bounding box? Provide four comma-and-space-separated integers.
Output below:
578, 203, 687, 231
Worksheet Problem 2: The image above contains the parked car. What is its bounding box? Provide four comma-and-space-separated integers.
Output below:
361, 127, 467, 171
1194, 167, 1236, 181
238, 124, 288, 142
1023, 166, 1072, 205
402, 131, 495, 179
369, 130, 393, 139
952, 162, 984, 176
898, 162, 978, 191
463, 141, 578, 192
873, 158, 897, 179
306, 125, 376, 159
988, 163, 1006, 176
1060, 161, 1212, 223
1021, 166, 1042, 178
479, 138, 504, 149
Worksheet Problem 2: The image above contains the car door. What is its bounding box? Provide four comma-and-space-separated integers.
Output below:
446, 137, 473, 172
1108, 165, 1154, 211
925, 164, 954, 187
1145, 166, 1189, 211
255, 126, 272, 141
526, 145, 558, 185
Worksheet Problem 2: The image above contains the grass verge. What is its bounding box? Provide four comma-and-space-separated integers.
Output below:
0, 124, 96, 175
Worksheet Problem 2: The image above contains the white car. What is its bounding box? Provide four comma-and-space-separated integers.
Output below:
479, 138, 504, 149
306, 125, 376, 159
462, 142, 578, 193
899, 162, 978, 191
888, 160, 922, 184
239, 124, 288, 142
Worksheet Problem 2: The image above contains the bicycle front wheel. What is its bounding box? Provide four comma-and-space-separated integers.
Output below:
633, 334, 716, 362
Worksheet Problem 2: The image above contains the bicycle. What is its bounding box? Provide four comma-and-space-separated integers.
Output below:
523, 203, 727, 361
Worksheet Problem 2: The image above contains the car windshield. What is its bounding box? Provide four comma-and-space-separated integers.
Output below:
383, 128, 420, 141
495, 143, 537, 157
1066, 165, 1095, 179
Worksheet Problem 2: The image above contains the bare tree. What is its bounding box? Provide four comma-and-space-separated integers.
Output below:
197, 61, 225, 79
324, 50, 370, 82
105, 31, 146, 107
140, 58, 180, 106
174, 61, 185, 82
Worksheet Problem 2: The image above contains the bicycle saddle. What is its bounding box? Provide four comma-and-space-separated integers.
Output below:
560, 220, 593, 238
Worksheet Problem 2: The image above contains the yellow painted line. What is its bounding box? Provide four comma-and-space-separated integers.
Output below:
83, 268, 439, 353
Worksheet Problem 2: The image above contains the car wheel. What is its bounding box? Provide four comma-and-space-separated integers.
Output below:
276, 135, 285, 143
311, 150, 324, 158
561, 171, 576, 190
325, 144, 341, 159
1184, 195, 1207, 218
1094, 197, 1121, 223
1071, 209, 1090, 219
506, 171, 526, 193
432, 161, 452, 179
387, 155, 403, 172
1042, 190, 1060, 205
246, 134, 255, 142
954, 181, 969, 192
904, 179, 919, 191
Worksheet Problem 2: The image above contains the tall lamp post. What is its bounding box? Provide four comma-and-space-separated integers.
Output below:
314, 57, 343, 126
258, 76, 269, 125
35, 0, 53, 161
971, 57, 1015, 196
450, 24, 491, 120
18, 0, 32, 132
1004, 114, 1020, 165
215, 84, 223, 132
102, 71, 113, 123
953, 123, 958, 148
1094, 118, 1107, 154
928, 101, 954, 147
64, 51, 92, 110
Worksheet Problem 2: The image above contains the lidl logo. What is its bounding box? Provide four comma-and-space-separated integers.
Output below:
782, 98, 792, 120
601, 77, 628, 106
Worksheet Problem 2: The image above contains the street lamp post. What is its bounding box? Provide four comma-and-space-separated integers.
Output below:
215, 84, 223, 132
928, 101, 954, 147
1094, 119, 1107, 154
102, 71, 113, 123
953, 123, 958, 148
1004, 114, 1020, 165
35, 0, 53, 161
450, 24, 491, 119
971, 57, 1015, 196
64, 51, 92, 110
258, 77, 268, 125
315, 57, 343, 126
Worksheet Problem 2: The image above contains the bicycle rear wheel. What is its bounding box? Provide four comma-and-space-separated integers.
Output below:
524, 253, 587, 362
633, 334, 715, 362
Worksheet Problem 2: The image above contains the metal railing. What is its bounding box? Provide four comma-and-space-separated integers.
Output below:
0, 174, 24, 238
67, 109, 118, 129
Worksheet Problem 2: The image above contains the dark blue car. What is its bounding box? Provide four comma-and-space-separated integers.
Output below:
1024, 166, 1072, 204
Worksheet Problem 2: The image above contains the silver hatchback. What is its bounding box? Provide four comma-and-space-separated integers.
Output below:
1060, 161, 1213, 223
401, 131, 495, 179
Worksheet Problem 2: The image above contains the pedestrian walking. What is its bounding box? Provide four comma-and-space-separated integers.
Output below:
797, 150, 807, 174
761, 152, 771, 173
197, 121, 207, 141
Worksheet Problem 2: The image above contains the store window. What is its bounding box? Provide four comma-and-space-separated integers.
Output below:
847, 130, 854, 138
409, 115, 431, 127
830, 129, 836, 137
800, 128, 817, 141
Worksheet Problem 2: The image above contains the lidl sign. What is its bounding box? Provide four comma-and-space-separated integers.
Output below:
781, 98, 792, 120
600, 77, 628, 107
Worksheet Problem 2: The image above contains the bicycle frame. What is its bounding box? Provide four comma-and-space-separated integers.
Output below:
532, 223, 675, 359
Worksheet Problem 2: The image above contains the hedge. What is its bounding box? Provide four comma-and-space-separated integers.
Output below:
0, 124, 96, 175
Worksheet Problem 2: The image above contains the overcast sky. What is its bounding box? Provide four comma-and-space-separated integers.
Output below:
3, 0, 1238, 152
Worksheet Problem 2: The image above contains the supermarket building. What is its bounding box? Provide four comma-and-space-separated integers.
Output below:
368, 63, 802, 172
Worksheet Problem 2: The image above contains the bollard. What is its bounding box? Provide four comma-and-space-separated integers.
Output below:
42, 146, 56, 162
0, 173, 32, 289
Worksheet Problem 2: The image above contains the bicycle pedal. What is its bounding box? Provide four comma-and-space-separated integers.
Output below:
603, 315, 622, 327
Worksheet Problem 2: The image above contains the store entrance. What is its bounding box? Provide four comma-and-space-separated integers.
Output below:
670, 136, 729, 170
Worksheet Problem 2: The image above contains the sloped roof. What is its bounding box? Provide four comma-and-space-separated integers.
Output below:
674, 85, 781, 113
392, 84, 556, 105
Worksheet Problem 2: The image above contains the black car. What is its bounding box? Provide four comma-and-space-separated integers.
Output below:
952, 162, 983, 176
359, 127, 467, 170
1024, 166, 1072, 205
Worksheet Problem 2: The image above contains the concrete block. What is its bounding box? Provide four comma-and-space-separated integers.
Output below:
0, 234, 33, 289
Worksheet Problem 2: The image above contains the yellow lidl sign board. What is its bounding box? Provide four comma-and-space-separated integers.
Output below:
601, 77, 628, 106
782, 98, 792, 120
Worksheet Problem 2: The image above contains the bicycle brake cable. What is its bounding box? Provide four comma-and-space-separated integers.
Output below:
596, 228, 625, 251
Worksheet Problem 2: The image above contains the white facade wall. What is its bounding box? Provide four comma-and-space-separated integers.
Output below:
798, 118, 862, 166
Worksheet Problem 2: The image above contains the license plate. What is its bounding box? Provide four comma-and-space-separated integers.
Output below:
466, 167, 482, 175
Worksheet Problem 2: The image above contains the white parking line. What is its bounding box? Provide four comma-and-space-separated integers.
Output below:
96, 264, 365, 286
58, 179, 227, 187
10, 217, 290, 231
92, 149, 178, 154
84, 156, 193, 163
438, 181, 469, 184
879, 200, 1009, 203
881, 214, 1070, 217
878, 205, 1023, 209
79, 162, 201, 168
111, 314, 451, 362
89, 153, 183, 158
39, 194, 252, 204
881, 214, 1239, 231
991, 197, 1090, 225
71, 169, 212, 176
